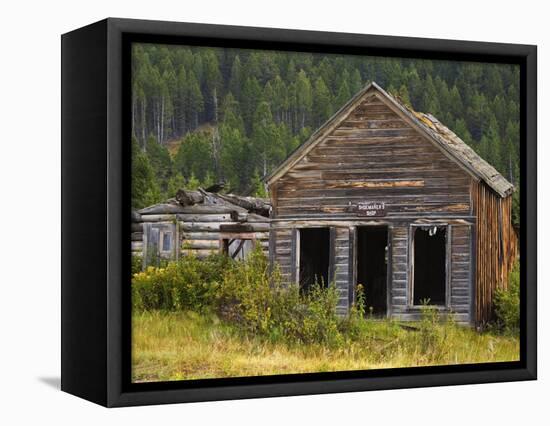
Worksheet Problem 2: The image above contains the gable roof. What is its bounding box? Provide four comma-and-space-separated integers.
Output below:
265, 81, 514, 198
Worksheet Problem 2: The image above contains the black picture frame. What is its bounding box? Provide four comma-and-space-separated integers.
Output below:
61, 17, 537, 407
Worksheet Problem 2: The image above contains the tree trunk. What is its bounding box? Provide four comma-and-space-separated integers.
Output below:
141, 99, 146, 145
160, 96, 165, 144
132, 96, 136, 139
213, 87, 218, 124
215, 193, 271, 217
156, 102, 161, 144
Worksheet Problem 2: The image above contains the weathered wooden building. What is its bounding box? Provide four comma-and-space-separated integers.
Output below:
132, 189, 270, 264
265, 82, 518, 326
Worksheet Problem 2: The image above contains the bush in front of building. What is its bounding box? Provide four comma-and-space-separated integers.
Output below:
215, 247, 343, 347
132, 246, 344, 347
493, 260, 520, 334
132, 253, 228, 312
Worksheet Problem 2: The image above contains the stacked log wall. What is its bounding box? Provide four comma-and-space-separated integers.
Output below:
132, 213, 270, 264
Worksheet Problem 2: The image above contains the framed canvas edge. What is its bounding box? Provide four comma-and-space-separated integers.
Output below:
97, 18, 536, 407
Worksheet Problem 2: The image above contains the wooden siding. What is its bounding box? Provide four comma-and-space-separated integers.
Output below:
449, 225, 472, 318
271, 97, 472, 218
390, 226, 408, 313
133, 214, 269, 267
272, 228, 293, 283
390, 224, 472, 324
472, 181, 519, 325
333, 227, 350, 315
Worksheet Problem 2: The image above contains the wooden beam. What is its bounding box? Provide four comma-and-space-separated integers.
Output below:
326, 180, 425, 189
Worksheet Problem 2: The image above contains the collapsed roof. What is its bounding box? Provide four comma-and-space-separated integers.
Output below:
133, 187, 271, 221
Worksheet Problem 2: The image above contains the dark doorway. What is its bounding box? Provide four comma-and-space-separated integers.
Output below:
356, 226, 388, 316
413, 226, 447, 305
299, 228, 330, 292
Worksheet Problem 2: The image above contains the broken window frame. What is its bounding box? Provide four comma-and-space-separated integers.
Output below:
408, 223, 452, 309
219, 232, 257, 259
292, 226, 335, 290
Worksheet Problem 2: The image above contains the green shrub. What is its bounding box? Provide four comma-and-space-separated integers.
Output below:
215, 247, 343, 347
494, 261, 520, 334
417, 301, 443, 358
132, 252, 228, 312
287, 281, 342, 347
132, 246, 345, 347
131, 254, 143, 274
215, 247, 275, 333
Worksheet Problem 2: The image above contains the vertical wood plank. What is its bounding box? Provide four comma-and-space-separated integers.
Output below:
386, 226, 393, 317
446, 225, 452, 309
348, 226, 357, 307
329, 227, 337, 285
290, 228, 298, 285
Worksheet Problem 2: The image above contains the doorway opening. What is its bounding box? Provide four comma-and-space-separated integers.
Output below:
299, 228, 330, 292
356, 226, 388, 316
413, 226, 447, 306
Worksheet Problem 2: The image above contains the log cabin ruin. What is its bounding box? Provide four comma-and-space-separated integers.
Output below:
133, 82, 518, 326
131, 188, 271, 263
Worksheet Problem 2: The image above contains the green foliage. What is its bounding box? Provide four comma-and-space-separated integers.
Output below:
418, 302, 444, 358
166, 172, 185, 197
493, 261, 520, 334
216, 248, 343, 347
132, 253, 228, 312
131, 254, 143, 274
173, 132, 213, 182
250, 170, 268, 198
132, 247, 343, 347
131, 138, 162, 209
146, 135, 172, 184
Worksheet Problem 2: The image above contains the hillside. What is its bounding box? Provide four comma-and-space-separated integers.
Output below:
131, 43, 520, 223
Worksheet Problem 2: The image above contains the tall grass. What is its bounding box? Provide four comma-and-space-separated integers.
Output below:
132, 310, 520, 382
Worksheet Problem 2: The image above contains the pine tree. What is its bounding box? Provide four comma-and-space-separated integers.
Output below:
454, 118, 473, 145
271, 75, 288, 124
250, 170, 268, 197
145, 135, 173, 186
295, 70, 313, 129
228, 55, 243, 99
131, 138, 162, 209
175, 66, 188, 136
166, 172, 185, 198
220, 126, 247, 192
185, 71, 204, 130
186, 173, 201, 190
203, 50, 222, 122
313, 77, 332, 126
334, 80, 351, 108
350, 69, 362, 94
241, 77, 262, 132
251, 101, 285, 176
173, 132, 213, 182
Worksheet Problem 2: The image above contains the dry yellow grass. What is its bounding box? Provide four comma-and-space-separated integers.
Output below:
132, 310, 519, 383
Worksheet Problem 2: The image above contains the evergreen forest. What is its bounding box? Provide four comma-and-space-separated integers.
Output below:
131, 43, 520, 223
